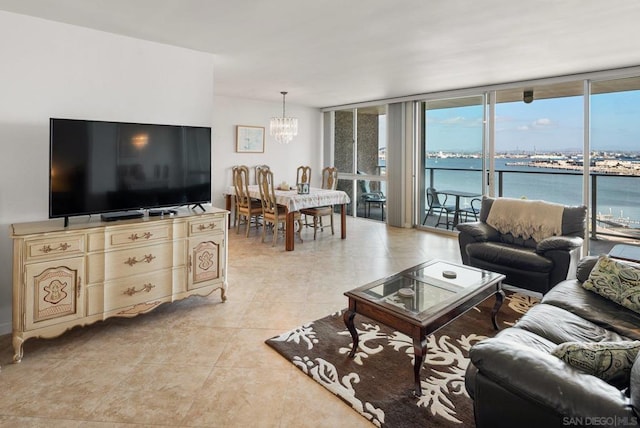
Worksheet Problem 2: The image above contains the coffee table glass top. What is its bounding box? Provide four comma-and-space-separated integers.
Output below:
351, 260, 504, 317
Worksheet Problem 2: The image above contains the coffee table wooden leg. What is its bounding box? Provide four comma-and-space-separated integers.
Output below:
413, 333, 427, 396
343, 310, 358, 358
491, 286, 506, 330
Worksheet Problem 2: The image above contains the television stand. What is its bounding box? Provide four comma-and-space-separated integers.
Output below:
11, 207, 229, 363
101, 211, 144, 222
191, 203, 206, 212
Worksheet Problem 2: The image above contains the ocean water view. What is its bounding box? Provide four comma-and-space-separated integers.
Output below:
426, 157, 640, 229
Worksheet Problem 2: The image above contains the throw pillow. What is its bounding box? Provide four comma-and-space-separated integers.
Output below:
582, 255, 640, 314
551, 341, 640, 389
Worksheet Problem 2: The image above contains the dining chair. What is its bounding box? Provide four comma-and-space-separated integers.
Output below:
231, 165, 243, 228
257, 169, 303, 246
232, 165, 263, 237
296, 165, 311, 185
423, 187, 456, 229
300, 167, 338, 239
254, 164, 270, 184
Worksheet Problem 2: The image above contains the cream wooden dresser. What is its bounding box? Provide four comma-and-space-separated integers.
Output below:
11, 207, 228, 363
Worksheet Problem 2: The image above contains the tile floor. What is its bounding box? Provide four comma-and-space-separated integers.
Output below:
0, 217, 461, 427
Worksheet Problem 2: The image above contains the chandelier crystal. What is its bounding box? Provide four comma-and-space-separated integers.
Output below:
270, 91, 298, 144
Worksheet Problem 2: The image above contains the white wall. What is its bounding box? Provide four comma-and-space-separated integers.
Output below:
211, 95, 323, 209
0, 11, 215, 334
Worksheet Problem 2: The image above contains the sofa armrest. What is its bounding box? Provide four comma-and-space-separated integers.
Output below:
536, 236, 583, 254
470, 337, 634, 420
456, 222, 499, 242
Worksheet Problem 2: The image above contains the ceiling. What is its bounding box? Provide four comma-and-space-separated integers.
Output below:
1, 0, 640, 108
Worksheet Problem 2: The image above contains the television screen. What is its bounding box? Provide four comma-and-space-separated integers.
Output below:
49, 118, 211, 219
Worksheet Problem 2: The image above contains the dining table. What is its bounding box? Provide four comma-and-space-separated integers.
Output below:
438, 189, 481, 227
225, 185, 351, 251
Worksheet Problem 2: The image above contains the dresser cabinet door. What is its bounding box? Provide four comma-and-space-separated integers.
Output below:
24, 257, 85, 330
187, 235, 224, 290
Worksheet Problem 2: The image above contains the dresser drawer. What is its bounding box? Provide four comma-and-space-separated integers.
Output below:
87, 242, 174, 283
106, 224, 171, 249
103, 270, 174, 312
25, 234, 85, 261
188, 216, 225, 236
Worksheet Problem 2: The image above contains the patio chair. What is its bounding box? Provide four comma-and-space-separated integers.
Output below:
459, 197, 482, 222
422, 187, 456, 229
357, 171, 386, 217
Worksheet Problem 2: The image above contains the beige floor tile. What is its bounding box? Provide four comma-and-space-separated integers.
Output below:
0, 218, 459, 426
279, 369, 373, 428
90, 363, 211, 425
182, 366, 292, 427
216, 328, 294, 370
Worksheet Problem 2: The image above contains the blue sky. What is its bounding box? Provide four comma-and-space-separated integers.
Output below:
426, 91, 640, 153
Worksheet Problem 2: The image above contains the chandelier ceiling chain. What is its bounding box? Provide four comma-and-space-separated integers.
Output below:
270, 91, 298, 144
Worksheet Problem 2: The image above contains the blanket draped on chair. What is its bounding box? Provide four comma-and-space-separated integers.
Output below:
486, 198, 563, 241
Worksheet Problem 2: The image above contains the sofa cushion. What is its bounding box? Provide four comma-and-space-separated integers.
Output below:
543, 279, 640, 341
582, 255, 640, 314
562, 205, 589, 236
466, 242, 553, 272
551, 341, 640, 389
514, 303, 629, 345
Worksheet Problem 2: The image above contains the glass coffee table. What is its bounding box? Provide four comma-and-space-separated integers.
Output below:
343, 259, 506, 396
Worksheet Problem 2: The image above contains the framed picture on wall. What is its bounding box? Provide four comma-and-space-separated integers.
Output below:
236, 125, 265, 153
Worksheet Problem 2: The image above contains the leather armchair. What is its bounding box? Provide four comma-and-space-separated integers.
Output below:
457, 196, 587, 294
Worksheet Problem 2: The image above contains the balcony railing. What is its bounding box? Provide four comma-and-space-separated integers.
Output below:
425, 166, 640, 241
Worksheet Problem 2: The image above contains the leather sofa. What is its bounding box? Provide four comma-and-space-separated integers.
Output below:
466, 256, 640, 428
457, 196, 587, 294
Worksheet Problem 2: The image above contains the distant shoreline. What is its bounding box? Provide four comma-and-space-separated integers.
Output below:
507, 160, 640, 176
428, 153, 640, 176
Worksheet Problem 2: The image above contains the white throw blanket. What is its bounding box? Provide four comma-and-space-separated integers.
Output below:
486, 198, 564, 242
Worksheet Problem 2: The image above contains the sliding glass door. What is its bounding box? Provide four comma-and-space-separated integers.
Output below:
590, 76, 640, 240
420, 95, 486, 230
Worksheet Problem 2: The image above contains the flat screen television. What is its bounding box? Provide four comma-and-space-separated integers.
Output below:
49, 118, 211, 223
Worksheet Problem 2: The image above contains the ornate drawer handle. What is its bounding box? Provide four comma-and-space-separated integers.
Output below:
123, 283, 155, 296
124, 254, 156, 266
39, 242, 71, 253
197, 223, 217, 231
128, 232, 153, 241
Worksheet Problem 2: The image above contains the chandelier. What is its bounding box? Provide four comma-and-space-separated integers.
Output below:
270, 91, 298, 144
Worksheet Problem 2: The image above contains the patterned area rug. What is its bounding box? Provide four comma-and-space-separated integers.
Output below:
266, 292, 538, 427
